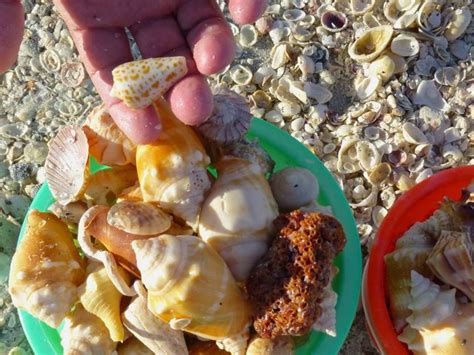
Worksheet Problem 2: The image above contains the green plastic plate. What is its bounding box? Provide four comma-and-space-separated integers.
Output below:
17, 118, 362, 355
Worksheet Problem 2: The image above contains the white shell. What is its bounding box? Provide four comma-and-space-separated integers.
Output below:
434, 67, 461, 86
413, 80, 449, 112
350, 0, 376, 15
394, 12, 418, 29
283, 9, 306, 21
402, 122, 429, 144
239, 25, 258, 47
355, 75, 381, 101
363, 13, 382, 27
230, 65, 253, 85
271, 44, 291, 69
390, 34, 420, 57
356, 140, 382, 171
368, 55, 395, 82
304, 83, 333, 104
297, 55, 315, 78
444, 7, 471, 41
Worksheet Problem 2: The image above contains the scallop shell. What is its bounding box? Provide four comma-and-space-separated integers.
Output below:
132, 235, 252, 340
444, 7, 472, 41
137, 99, 211, 229
79, 265, 130, 342
426, 231, 474, 301
321, 11, 348, 32
413, 80, 449, 112
368, 54, 395, 82
110, 57, 188, 109
407, 271, 457, 330
350, 0, 375, 15
239, 25, 258, 47
390, 34, 420, 57
45, 126, 90, 205
9, 211, 86, 328
61, 305, 116, 355
48, 201, 88, 224
246, 336, 293, 355
198, 86, 251, 146
348, 26, 394, 63
82, 104, 136, 166
198, 157, 278, 281
107, 201, 172, 236
122, 296, 188, 354
270, 167, 319, 211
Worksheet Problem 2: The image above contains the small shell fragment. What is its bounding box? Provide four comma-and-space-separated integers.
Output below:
110, 57, 187, 109
230, 65, 253, 85
402, 122, 428, 144
45, 126, 90, 205
107, 201, 172, 236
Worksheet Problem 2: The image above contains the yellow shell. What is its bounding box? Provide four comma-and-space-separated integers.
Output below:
61, 305, 116, 355
245, 336, 294, 355
83, 103, 136, 166
132, 235, 252, 340
79, 265, 131, 342
48, 200, 88, 224
136, 99, 211, 228
117, 337, 154, 355
8, 210, 85, 328
348, 25, 394, 63
111, 57, 187, 109
117, 183, 143, 202
198, 157, 278, 281
83, 165, 138, 206
122, 296, 188, 354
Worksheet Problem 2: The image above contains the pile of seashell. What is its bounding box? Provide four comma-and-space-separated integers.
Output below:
8, 57, 347, 355
211, 0, 473, 247
385, 183, 474, 354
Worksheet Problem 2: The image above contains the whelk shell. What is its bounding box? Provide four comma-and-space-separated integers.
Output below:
444, 7, 471, 41
321, 11, 348, 33
348, 26, 394, 63
390, 34, 420, 57
107, 201, 172, 236
239, 25, 258, 47
350, 0, 376, 15
45, 126, 90, 205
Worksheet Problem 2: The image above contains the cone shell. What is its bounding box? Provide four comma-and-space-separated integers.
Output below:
61, 304, 116, 355
83, 103, 136, 166
107, 201, 172, 236
245, 336, 294, 355
83, 165, 138, 206
122, 296, 188, 355
198, 157, 278, 281
132, 235, 252, 340
426, 231, 474, 301
111, 57, 187, 109
45, 126, 90, 205
117, 338, 154, 355
79, 265, 131, 342
136, 99, 211, 228
348, 26, 394, 63
8, 210, 86, 328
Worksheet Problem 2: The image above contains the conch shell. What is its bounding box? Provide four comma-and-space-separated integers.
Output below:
426, 230, 474, 301
61, 305, 116, 355
132, 235, 252, 340
245, 336, 293, 355
9, 210, 85, 328
122, 296, 188, 355
198, 157, 278, 281
79, 264, 131, 342
117, 338, 153, 355
83, 103, 136, 166
348, 26, 394, 63
136, 98, 211, 228
111, 57, 187, 109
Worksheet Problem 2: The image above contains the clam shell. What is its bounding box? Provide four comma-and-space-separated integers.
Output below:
434, 67, 461, 86
384, 51, 407, 74
107, 201, 172, 236
45, 126, 90, 205
355, 75, 381, 101
304, 83, 333, 104
350, 0, 375, 15
393, 12, 418, 29
402, 122, 428, 144
321, 11, 348, 33
230, 65, 253, 85
413, 80, 449, 112
445, 7, 472, 41
283, 9, 306, 21
368, 163, 392, 185
271, 44, 291, 69
348, 26, 394, 63
48, 201, 88, 224
390, 34, 420, 57
356, 140, 382, 171
368, 54, 395, 82
239, 25, 258, 47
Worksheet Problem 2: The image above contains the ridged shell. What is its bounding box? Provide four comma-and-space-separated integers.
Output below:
198, 157, 278, 281
426, 231, 474, 301
111, 57, 187, 109
45, 126, 90, 205
61, 305, 116, 355
122, 296, 188, 355
132, 235, 252, 340
83, 104, 136, 166
136, 99, 211, 229
79, 265, 130, 342
83, 165, 138, 206
48, 200, 88, 224
348, 26, 394, 63
8, 211, 86, 328
407, 271, 456, 329
107, 201, 172, 236
245, 336, 293, 355
270, 167, 319, 211
117, 338, 153, 355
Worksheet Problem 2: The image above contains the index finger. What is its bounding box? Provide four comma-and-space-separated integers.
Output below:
0, 0, 24, 73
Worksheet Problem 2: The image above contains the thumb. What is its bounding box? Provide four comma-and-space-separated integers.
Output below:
227, 0, 267, 25
0, 0, 24, 73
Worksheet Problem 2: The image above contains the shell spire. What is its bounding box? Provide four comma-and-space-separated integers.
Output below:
110, 57, 187, 109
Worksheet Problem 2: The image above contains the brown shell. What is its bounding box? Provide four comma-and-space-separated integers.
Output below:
188, 340, 229, 355
107, 201, 172, 236
45, 126, 90, 205
48, 201, 88, 224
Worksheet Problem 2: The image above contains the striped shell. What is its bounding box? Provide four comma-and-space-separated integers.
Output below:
136, 99, 211, 228
45, 126, 90, 205
111, 57, 187, 109
132, 235, 252, 340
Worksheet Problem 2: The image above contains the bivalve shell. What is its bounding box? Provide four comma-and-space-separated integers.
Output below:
239, 25, 258, 47
356, 140, 382, 171
230, 65, 253, 85
348, 26, 394, 63
444, 7, 471, 41
434, 67, 461, 86
390, 34, 420, 57
363, 13, 382, 28
368, 54, 396, 82
282, 9, 306, 22
321, 11, 348, 32
355, 75, 381, 101
413, 80, 449, 112
402, 122, 428, 144
350, 0, 376, 15
45, 126, 90, 205
304, 83, 333, 104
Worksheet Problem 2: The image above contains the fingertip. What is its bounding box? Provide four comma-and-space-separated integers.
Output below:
108, 103, 162, 145
168, 74, 213, 126
0, 1, 24, 73
228, 0, 268, 25
187, 17, 235, 75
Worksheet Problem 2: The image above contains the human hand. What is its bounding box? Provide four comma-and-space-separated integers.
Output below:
0, 1, 24, 74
